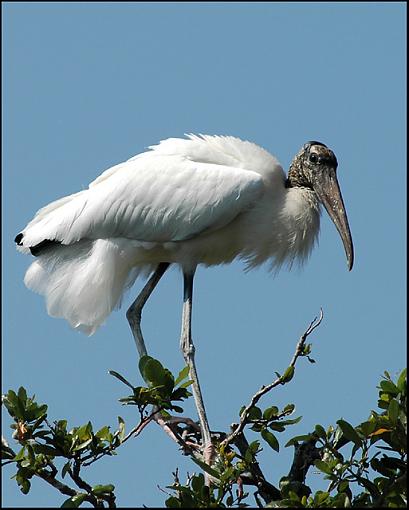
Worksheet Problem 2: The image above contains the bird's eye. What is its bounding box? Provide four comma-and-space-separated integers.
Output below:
309, 153, 318, 163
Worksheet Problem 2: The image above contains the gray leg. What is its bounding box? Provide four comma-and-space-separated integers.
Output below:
180, 270, 212, 448
126, 263, 170, 358
127, 263, 206, 455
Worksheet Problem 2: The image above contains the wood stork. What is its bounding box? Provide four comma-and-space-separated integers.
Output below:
15, 134, 354, 447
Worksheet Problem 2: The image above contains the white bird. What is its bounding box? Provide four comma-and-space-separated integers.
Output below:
15, 134, 353, 447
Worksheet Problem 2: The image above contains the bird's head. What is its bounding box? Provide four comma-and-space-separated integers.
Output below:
288, 141, 354, 271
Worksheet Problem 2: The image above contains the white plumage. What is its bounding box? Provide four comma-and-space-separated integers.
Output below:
16, 134, 352, 335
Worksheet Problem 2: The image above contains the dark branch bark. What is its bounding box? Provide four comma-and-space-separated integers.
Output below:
288, 438, 321, 483
233, 430, 282, 503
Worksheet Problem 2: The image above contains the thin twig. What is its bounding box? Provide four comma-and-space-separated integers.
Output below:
2, 435, 103, 507
122, 407, 165, 443
221, 310, 324, 448
1, 460, 15, 467
289, 308, 324, 367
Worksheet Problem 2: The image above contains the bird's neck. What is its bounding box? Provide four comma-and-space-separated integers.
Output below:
286, 159, 313, 190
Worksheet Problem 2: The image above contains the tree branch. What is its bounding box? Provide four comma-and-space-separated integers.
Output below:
36, 469, 79, 498
288, 438, 321, 483
221, 310, 324, 448
232, 430, 282, 503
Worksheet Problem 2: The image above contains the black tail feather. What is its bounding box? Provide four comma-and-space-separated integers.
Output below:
29, 239, 62, 256
15, 233, 61, 256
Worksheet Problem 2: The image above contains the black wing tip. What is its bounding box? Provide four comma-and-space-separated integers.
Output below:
15, 233, 24, 245
15, 234, 61, 256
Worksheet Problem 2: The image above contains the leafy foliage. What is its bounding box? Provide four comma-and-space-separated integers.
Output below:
110, 355, 192, 416
2, 361, 406, 508
2, 356, 192, 507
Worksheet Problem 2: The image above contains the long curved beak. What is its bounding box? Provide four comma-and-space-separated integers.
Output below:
313, 168, 354, 271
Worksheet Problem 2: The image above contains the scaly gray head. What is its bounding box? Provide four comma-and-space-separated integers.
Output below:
287, 141, 354, 271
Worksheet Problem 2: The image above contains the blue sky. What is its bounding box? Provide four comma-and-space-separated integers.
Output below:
2, 2, 406, 507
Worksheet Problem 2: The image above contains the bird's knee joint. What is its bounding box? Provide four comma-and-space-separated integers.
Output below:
187, 344, 195, 356
126, 307, 142, 323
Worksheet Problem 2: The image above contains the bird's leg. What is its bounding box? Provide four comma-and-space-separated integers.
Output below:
126, 263, 199, 440
126, 262, 170, 358
180, 271, 213, 453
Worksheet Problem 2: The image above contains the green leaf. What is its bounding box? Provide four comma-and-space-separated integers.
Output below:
109, 370, 135, 390
19, 478, 31, 495
95, 426, 112, 441
62, 461, 71, 479
315, 424, 326, 439
283, 404, 295, 414
278, 416, 302, 426
14, 391, 27, 419
57, 420, 68, 431
92, 484, 115, 495
28, 444, 36, 461
285, 434, 313, 447
191, 473, 205, 493
14, 446, 26, 461
379, 380, 399, 395
4, 390, 19, 415
161, 369, 176, 394
171, 388, 191, 401
247, 406, 262, 421
31, 413, 48, 431
281, 366, 295, 384
138, 355, 151, 375
61, 493, 87, 508
314, 491, 330, 505
76, 422, 92, 441
314, 460, 333, 475
73, 438, 93, 452
165, 496, 181, 508
141, 358, 175, 394
178, 380, 193, 389
396, 368, 406, 392
175, 366, 190, 386
358, 420, 377, 438
244, 447, 255, 463
268, 422, 286, 432
32, 444, 61, 457
7, 389, 19, 404
261, 429, 279, 452
250, 423, 263, 433
17, 387, 28, 406
377, 399, 389, 410
388, 398, 399, 425
338, 480, 349, 493
336, 419, 362, 446
139, 356, 164, 384
263, 406, 279, 420
117, 416, 125, 441
247, 440, 261, 454
191, 457, 220, 480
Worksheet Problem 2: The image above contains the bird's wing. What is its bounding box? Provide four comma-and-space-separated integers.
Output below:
19, 136, 282, 248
